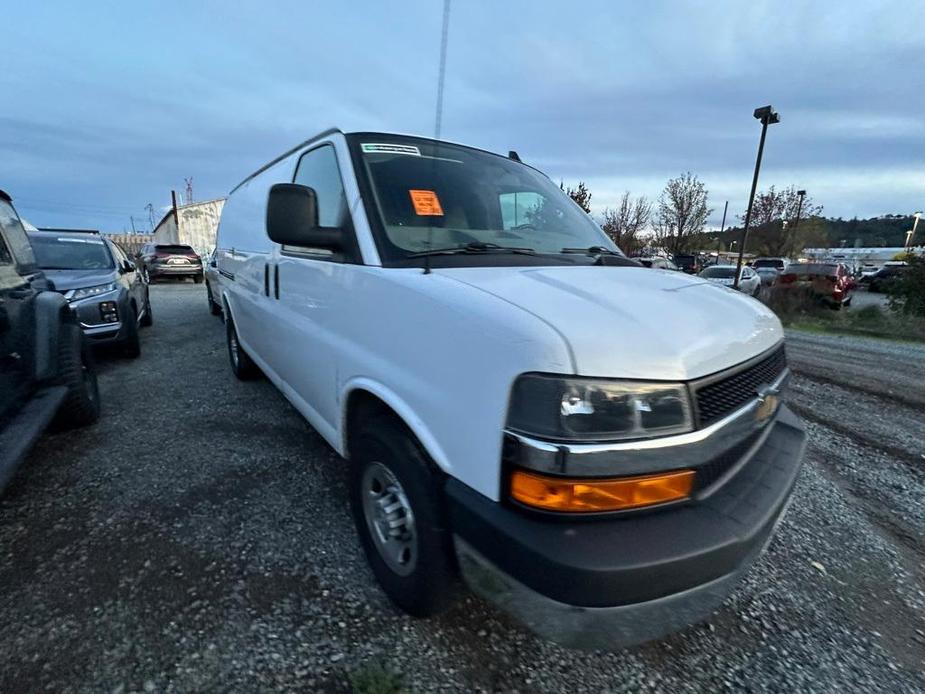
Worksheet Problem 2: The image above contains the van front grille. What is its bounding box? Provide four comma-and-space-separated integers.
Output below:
694, 345, 787, 427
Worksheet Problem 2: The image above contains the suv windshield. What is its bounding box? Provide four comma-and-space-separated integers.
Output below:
790, 264, 837, 276
701, 266, 737, 279
28, 233, 114, 270
349, 135, 620, 264
753, 259, 782, 268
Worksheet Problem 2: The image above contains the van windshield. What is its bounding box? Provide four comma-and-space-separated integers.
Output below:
349, 135, 620, 265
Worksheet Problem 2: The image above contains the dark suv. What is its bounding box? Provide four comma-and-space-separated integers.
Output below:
0, 190, 100, 493
28, 229, 151, 357
135, 243, 203, 283
673, 253, 702, 274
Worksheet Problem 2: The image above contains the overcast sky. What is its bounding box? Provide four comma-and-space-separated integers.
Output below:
3, 0, 923, 232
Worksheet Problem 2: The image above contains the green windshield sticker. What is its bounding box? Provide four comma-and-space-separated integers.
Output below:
361, 143, 421, 156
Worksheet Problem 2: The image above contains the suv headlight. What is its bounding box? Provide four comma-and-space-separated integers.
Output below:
68, 282, 118, 302
507, 374, 693, 442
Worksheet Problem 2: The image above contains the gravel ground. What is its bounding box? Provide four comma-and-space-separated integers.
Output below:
1, 283, 923, 693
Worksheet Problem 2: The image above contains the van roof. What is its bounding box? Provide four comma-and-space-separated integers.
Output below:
228, 128, 548, 196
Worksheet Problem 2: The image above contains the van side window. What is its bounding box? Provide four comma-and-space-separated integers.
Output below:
293, 145, 349, 228
499, 192, 544, 230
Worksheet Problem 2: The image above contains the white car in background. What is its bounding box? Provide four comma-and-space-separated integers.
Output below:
699, 264, 762, 297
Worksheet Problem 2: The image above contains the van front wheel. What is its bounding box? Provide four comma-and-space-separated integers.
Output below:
349, 416, 457, 617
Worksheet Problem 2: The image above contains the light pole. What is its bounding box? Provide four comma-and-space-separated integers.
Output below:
734, 105, 780, 288
787, 189, 806, 257
908, 211, 922, 248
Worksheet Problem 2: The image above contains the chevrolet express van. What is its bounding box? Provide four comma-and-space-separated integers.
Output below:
215, 130, 806, 649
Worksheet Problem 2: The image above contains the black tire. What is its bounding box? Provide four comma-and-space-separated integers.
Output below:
206, 282, 222, 316
140, 293, 153, 327
193, 274, 203, 284
349, 415, 458, 617
53, 323, 100, 429
226, 310, 260, 380
122, 305, 141, 358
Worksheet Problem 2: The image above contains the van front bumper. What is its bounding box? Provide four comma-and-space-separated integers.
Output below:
447, 405, 807, 650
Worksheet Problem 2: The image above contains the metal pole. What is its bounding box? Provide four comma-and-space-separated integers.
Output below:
718, 200, 728, 263
433, 0, 451, 140
734, 119, 770, 288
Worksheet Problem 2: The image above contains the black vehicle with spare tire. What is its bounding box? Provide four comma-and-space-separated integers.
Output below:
0, 190, 101, 493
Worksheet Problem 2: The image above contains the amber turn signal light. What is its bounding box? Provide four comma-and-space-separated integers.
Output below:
510, 468, 695, 513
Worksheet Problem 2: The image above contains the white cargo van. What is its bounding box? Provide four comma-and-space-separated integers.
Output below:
215, 129, 806, 649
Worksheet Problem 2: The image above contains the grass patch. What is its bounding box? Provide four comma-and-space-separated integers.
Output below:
767, 287, 925, 343
348, 662, 405, 694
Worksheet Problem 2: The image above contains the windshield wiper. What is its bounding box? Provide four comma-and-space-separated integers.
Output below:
560, 246, 622, 257
559, 246, 637, 266
409, 241, 536, 258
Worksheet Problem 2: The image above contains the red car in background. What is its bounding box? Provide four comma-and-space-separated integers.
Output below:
778, 262, 855, 308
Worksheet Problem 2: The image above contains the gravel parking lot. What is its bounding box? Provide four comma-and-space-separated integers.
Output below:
2, 283, 923, 693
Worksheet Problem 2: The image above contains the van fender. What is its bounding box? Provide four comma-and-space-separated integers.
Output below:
34, 291, 72, 381
341, 377, 452, 476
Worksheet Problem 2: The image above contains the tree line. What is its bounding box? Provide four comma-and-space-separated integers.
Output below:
562, 176, 919, 257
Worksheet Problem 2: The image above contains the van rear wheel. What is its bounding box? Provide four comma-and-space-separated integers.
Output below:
349, 416, 457, 617
226, 311, 260, 380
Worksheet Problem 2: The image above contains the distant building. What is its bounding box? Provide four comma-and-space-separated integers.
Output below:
803, 246, 923, 269
103, 233, 154, 256
152, 197, 225, 257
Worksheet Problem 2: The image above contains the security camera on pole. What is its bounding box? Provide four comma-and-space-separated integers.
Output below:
734, 105, 780, 289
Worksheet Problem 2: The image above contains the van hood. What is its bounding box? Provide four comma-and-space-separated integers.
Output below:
42, 268, 117, 292
436, 265, 783, 380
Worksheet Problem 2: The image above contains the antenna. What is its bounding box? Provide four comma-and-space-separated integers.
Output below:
434, 0, 451, 140
424, 0, 451, 275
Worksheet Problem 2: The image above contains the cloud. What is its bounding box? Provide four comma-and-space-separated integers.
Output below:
1, 0, 923, 230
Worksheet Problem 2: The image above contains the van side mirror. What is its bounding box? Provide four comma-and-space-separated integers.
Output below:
266, 183, 343, 252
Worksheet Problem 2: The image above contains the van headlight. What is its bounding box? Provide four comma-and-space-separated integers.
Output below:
507, 374, 693, 442
68, 283, 118, 302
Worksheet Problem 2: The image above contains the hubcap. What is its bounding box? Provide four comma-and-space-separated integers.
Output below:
361, 462, 417, 576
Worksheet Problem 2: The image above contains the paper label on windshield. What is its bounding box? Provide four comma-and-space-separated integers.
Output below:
361, 143, 421, 156
409, 190, 444, 216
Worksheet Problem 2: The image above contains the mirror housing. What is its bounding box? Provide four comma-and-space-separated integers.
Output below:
120, 259, 135, 273
266, 183, 343, 252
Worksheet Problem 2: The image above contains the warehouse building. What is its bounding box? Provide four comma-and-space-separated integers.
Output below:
152, 197, 225, 258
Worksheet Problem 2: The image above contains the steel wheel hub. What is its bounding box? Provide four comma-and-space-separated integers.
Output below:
361, 462, 417, 576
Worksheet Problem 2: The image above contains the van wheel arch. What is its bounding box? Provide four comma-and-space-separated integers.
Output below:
344, 390, 458, 616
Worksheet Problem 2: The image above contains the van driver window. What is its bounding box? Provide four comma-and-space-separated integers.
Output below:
293, 145, 348, 228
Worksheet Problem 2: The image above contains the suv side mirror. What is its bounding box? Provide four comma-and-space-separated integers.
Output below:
121, 259, 135, 273
266, 183, 343, 252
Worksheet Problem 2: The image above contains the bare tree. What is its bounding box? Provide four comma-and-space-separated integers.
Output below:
601, 192, 651, 255
561, 181, 592, 213
653, 173, 712, 254
741, 186, 823, 256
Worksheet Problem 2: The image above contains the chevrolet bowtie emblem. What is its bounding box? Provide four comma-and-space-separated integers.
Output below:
755, 384, 780, 423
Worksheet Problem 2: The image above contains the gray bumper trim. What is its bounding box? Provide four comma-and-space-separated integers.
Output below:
455, 494, 793, 651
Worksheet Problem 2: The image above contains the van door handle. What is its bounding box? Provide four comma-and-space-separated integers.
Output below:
264, 263, 270, 297
273, 264, 280, 300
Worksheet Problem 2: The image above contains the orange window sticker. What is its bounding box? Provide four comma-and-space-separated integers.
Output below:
409, 189, 444, 216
